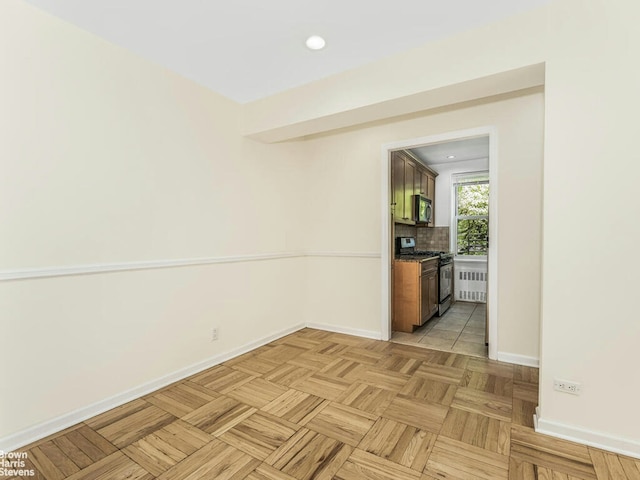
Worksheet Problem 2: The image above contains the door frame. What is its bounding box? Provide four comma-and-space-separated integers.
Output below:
380, 126, 499, 361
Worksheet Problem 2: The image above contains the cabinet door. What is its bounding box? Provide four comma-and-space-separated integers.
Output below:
420, 262, 439, 324
419, 171, 428, 196
420, 275, 430, 324
427, 270, 439, 317
392, 154, 405, 221
403, 160, 416, 221
393, 261, 421, 332
427, 175, 436, 225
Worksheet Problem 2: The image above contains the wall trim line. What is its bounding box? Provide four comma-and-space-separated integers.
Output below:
534, 407, 640, 459
0, 252, 380, 282
0, 323, 306, 452
305, 252, 380, 259
496, 351, 539, 367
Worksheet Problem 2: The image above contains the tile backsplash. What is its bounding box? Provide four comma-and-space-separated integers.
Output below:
417, 226, 450, 252
394, 223, 417, 240
394, 224, 451, 252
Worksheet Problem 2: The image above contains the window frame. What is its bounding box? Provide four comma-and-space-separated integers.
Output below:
451, 171, 489, 258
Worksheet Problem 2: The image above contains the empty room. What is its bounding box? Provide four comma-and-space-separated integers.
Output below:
1, 1, 639, 479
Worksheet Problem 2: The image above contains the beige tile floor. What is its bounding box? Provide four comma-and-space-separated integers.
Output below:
391, 302, 488, 358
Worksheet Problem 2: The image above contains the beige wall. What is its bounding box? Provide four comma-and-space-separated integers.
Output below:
0, 2, 306, 439
0, 260, 305, 436
300, 90, 544, 359
538, 0, 640, 451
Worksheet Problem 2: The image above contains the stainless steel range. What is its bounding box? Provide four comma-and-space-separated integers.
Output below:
395, 237, 453, 316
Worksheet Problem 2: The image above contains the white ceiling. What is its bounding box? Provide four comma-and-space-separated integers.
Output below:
410, 136, 490, 166
24, 0, 551, 104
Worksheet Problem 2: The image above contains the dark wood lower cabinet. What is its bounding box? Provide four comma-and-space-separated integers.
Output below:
425, 268, 438, 322
393, 258, 439, 333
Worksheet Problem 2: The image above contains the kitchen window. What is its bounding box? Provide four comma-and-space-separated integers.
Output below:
452, 172, 489, 257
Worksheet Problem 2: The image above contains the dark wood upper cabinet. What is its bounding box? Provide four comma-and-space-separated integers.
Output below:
392, 155, 406, 222
419, 171, 428, 196
391, 150, 437, 226
427, 174, 436, 225
403, 160, 416, 222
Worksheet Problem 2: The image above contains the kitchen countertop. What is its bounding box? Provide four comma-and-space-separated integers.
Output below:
394, 256, 440, 263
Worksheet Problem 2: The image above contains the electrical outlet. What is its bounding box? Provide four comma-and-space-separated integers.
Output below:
554, 379, 581, 395
211, 327, 218, 341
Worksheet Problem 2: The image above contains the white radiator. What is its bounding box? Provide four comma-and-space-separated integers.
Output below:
455, 264, 487, 303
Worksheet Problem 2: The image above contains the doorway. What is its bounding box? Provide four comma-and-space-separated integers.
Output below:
380, 127, 498, 360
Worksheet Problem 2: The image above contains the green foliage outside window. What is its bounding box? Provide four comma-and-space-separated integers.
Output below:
456, 183, 489, 256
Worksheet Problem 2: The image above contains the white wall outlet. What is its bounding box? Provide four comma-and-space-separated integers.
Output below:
553, 378, 581, 395
211, 327, 219, 341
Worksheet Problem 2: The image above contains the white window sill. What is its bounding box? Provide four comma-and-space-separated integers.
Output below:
454, 256, 487, 263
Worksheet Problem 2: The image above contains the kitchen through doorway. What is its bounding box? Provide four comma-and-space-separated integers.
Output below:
381, 127, 497, 359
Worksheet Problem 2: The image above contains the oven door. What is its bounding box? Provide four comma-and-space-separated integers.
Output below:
439, 263, 453, 302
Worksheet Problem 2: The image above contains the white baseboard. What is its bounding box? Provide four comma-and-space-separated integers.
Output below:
497, 351, 539, 367
534, 407, 640, 459
0, 323, 305, 452
305, 322, 382, 340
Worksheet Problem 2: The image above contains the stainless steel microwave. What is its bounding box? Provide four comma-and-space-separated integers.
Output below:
414, 195, 432, 224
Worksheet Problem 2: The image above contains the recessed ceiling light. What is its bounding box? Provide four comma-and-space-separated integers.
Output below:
447, 155, 456, 159
306, 35, 326, 50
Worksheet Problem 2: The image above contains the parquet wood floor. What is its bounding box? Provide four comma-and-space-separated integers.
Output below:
11, 328, 640, 480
